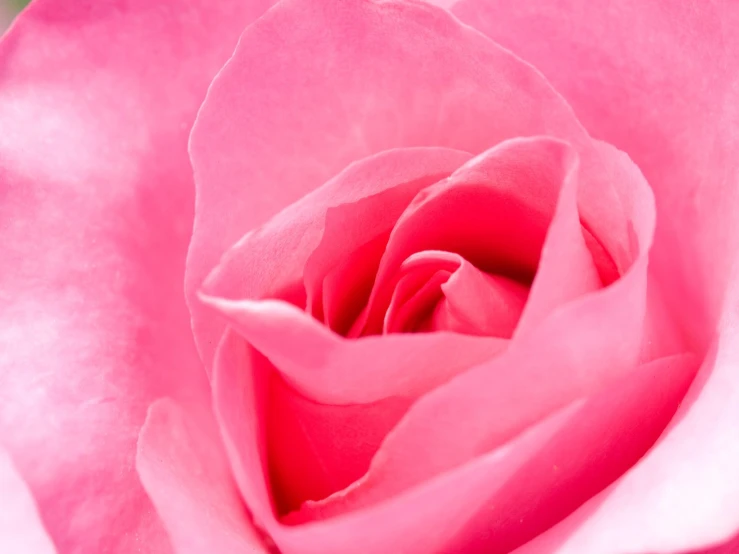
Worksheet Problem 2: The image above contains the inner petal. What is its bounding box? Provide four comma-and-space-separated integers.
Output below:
384, 268, 451, 334
357, 137, 581, 336
381, 250, 530, 337
430, 261, 529, 337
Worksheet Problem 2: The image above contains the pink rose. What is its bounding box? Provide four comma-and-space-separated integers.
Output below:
1, 0, 738, 552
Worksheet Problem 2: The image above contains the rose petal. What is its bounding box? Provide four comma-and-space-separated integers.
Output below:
688, 532, 739, 554
431, 261, 529, 337
187, 0, 635, 370
379, 250, 528, 337
266, 369, 411, 514
302, 149, 473, 328
0, 0, 274, 550
136, 398, 268, 554
384, 263, 452, 334
512, 294, 739, 554
0, 448, 56, 554
201, 294, 505, 405
211, 331, 274, 528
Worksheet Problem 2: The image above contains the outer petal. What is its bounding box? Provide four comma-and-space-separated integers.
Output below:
187, 0, 638, 369
0, 0, 274, 551
0, 448, 57, 554
136, 399, 268, 554
513, 294, 739, 554
451, 1, 739, 550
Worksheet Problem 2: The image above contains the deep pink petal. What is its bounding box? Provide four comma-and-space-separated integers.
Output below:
214, 342, 694, 554
384, 266, 451, 334
302, 149, 472, 328
187, 0, 638, 369
0, 0, 273, 550
357, 137, 635, 337
293, 353, 696, 553
210, 297, 695, 554
379, 249, 528, 337
687, 532, 739, 554
136, 399, 267, 554
0, 448, 56, 554
266, 370, 410, 514
432, 264, 528, 337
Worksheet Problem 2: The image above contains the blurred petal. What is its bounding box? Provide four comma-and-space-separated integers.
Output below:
137, 399, 267, 554
0, 0, 274, 550
0, 448, 56, 554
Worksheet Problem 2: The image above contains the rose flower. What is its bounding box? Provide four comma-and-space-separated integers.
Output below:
1, 1, 738, 553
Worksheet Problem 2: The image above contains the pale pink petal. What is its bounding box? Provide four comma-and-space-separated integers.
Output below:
210, 331, 274, 529
452, 1, 739, 549
0, 448, 56, 554
136, 399, 268, 554
0, 0, 273, 550
512, 292, 739, 554
187, 0, 638, 369
201, 294, 505, 405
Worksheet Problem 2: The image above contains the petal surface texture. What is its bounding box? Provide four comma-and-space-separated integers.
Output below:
0, 0, 275, 551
